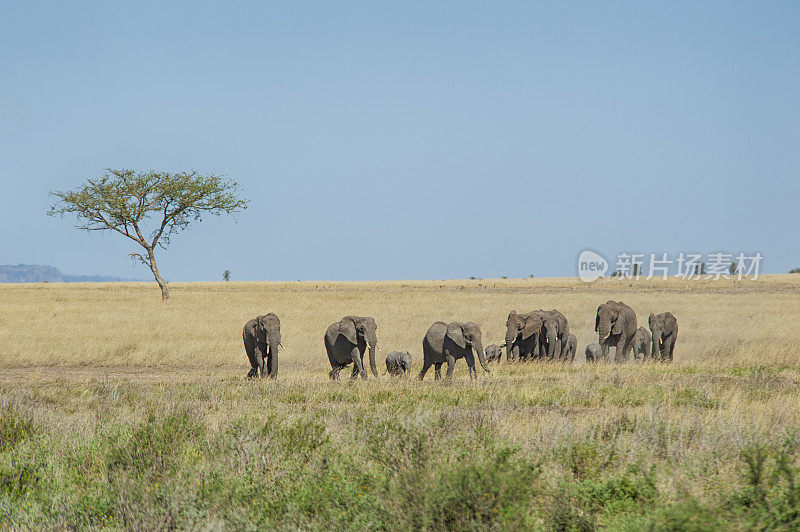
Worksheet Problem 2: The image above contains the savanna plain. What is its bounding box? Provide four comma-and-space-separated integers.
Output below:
1, 276, 799, 530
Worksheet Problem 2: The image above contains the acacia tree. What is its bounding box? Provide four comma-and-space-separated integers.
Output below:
49, 169, 248, 300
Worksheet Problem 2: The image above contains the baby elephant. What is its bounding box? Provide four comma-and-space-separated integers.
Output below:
484, 344, 504, 363
632, 326, 652, 361
585, 342, 602, 363
385, 351, 413, 376
564, 333, 578, 362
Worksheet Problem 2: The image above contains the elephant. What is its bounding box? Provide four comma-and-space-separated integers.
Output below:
632, 326, 652, 361
484, 344, 504, 363
563, 333, 578, 362
419, 321, 490, 380
585, 343, 602, 363
538, 309, 570, 361
504, 310, 544, 362
242, 313, 282, 378
595, 300, 637, 362
649, 312, 678, 362
324, 316, 378, 380
385, 351, 412, 377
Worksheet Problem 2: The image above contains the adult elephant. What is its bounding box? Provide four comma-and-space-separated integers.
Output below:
324, 316, 378, 380
504, 310, 543, 362
595, 300, 637, 362
419, 321, 490, 380
243, 313, 282, 379
539, 310, 570, 361
649, 312, 678, 362
632, 326, 652, 361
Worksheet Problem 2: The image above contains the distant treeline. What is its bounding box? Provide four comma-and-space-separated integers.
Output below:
0, 264, 142, 283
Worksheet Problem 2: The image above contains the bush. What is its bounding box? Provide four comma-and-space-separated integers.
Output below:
0, 408, 35, 452
546, 462, 658, 529
731, 443, 800, 529
106, 410, 206, 478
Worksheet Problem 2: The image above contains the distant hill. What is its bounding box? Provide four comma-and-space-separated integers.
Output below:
0, 264, 144, 283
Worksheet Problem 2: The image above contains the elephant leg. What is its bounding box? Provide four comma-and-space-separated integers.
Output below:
434, 363, 442, 380
244, 340, 259, 377
555, 339, 563, 362
644, 341, 651, 361
465, 351, 476, 380
418, 361, 432, 381
350, 347, 367, 380
255, 345, 266, 377
614, 337, 626, 363
510, 344, 520, 363
665, 337, 675, 362
445, 354, 456, 378
329, 366, 341, 381
622, 338, 634, 363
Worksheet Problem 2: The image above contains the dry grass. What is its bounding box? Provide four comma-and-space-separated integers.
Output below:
1, 276, 799, 529
1, 274, 799, 371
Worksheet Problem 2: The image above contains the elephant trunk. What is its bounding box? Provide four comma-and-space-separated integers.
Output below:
474, 340, 490, 373
546, 331, 557, 359
505, 329, 516, 361
365, 328, 379, 377
651, 328, 660, 360
598, 319, 610, 344
368, 345, 378, 377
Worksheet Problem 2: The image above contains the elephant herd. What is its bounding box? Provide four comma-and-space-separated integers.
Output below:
242, 301, 678, 380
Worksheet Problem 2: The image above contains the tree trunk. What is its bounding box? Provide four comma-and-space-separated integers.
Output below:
146, 247, 170, 301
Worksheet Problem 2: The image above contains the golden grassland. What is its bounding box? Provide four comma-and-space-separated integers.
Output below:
2, 274, 799, 370
1, 276, 799, 529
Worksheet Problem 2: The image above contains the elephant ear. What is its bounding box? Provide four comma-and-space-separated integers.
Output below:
446, 322, 467, 349
612, 312, 625, 335
338, 317, 358, 344
521, 314, 542, 340
506, 310, 516, 326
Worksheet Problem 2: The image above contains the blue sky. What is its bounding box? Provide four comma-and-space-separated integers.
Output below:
1, 1, 798, 281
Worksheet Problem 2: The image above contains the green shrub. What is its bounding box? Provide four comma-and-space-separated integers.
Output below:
0, 408, 35, 452
105, 410, 206, 478
546, 462, 658, 529
644, 500, 726, 531
731, 443, 800, 529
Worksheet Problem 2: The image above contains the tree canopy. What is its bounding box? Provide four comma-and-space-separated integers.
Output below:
49, 169, 248, 300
